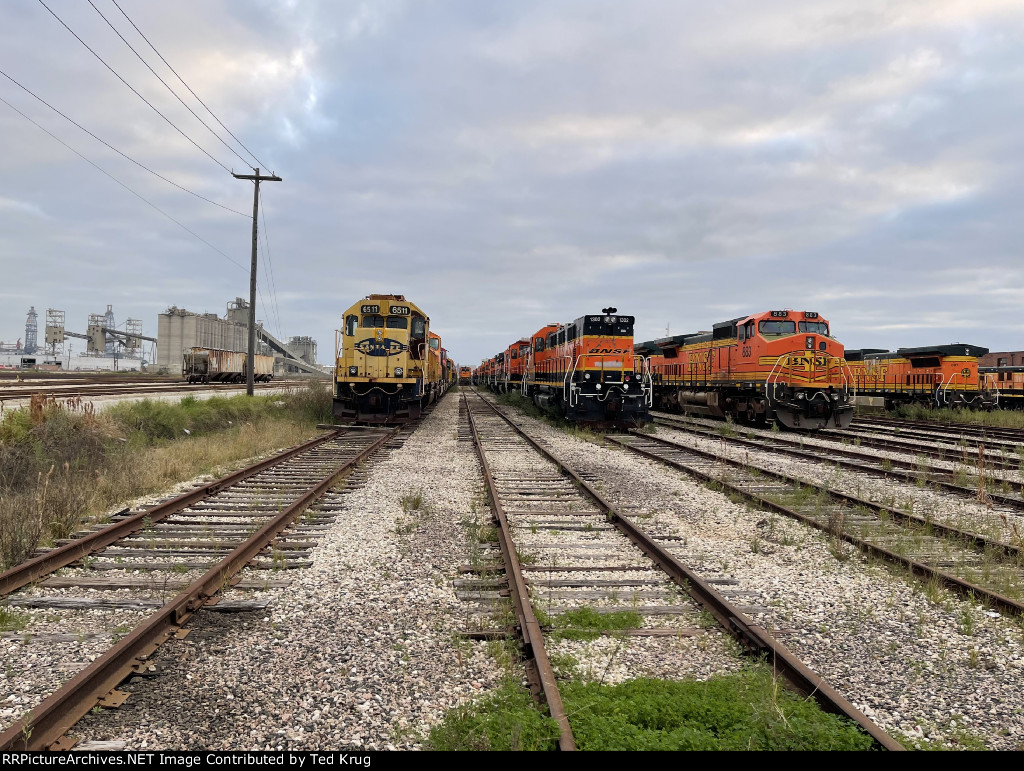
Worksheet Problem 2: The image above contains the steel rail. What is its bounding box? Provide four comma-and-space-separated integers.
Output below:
608, 432, 1024, 618
654, 411, 1022, 472
0, 427, 397, 750
852, 416, 1024, 443
471, 391, 902, 752
0, 428, 366, 596
652, 415, 1024, 507
463, 393, 576, 751
624, 430, 1023, 561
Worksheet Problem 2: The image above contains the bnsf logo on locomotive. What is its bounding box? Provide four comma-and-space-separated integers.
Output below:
588, 347, 628, 354
354, 338, 408, 357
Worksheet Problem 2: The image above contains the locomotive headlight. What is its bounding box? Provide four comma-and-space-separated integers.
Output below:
584, 373, 590, 379
395, 367, 404, 377
348, 366, 358, 376
797, 392, 806, 400
831, 393, 839, 401
595, 383, 602, 390
623, 383, 629, 390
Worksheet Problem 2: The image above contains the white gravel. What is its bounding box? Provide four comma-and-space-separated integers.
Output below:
71, 394, 504, 750
488, 399, 1024, 750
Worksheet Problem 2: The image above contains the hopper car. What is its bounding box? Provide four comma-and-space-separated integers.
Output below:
183, 347, 274, 384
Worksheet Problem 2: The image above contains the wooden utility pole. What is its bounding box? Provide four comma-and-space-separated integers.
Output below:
232, 168, 282, 395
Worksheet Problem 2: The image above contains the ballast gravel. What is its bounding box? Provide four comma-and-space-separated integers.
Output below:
488, 401, 1024, 750
72, 395, 504, 750
31, 394, 1024, 750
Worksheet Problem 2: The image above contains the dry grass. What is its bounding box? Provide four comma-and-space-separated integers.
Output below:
0, 384, 330, 570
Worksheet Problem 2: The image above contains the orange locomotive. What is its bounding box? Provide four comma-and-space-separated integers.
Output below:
636, 310, 853, 430
845, 344, 995, 410
982, 366, 1024, 409
519, 308, 651, 425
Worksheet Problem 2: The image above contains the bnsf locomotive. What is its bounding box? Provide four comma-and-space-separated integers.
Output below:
846, 344, 996, 410
481, 308, 651, 426
333, 294, 450, 424
637, 310, 853, 430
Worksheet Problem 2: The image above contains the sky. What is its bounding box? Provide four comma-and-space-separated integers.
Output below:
2, 0, 1023, 367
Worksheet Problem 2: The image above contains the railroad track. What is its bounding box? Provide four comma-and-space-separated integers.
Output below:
0, 379, 306, 405
652, 413, 1024, 508
0, 417, 424, 750
849, 416, 1024, 447
463, 391, 901, 751
607, 429, 1024, 618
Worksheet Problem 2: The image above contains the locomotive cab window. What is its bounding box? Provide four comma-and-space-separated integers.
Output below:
429, 337, 440, 350
386, 316, 408, 329
535, 337, 545, 352
758, 320, 796, 336
345, 315, 357, 336
361, 314, 384, 328
798, 321, 829, 336
409, 315, 427, 357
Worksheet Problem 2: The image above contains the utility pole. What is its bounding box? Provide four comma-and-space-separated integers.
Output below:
232, 168, 282, 395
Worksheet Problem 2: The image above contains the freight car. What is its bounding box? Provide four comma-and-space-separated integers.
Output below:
636, 310, 853, 430
846, 344, 996, 410
505, 307, 651, 426
333, 294, 447, 424
183, 347, 274, 384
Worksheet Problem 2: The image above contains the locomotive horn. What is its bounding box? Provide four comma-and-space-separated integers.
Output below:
602, 307, 618, 314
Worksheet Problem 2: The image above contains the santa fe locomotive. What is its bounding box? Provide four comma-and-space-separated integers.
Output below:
636, 309, 854, 430
333, 294, 451, 424
477, 308, 652, 427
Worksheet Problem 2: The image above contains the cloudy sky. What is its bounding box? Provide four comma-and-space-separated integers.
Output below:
2, 0, 1023, 366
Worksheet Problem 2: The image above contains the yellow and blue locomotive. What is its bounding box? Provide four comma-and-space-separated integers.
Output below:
334, 294, 443, 423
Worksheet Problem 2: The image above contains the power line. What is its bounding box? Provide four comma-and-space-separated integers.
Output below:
0, 93, 248, 273
108, 0, 269, 170
35, 0, 233, 174
86, 0, 255, 172
258, 186, 284, 338
0, 67, 248, 217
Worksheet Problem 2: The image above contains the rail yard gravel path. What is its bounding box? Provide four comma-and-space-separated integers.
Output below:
70, 395, 504, 750
489, 402, 1024, 750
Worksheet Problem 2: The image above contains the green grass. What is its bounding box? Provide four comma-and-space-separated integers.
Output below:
427, 679, 560, 751
428, 666, 878, 751
0, 607, 30, 632
562, 669, 876, 751
548, 606, 643, 641
892, 404, 1024, 429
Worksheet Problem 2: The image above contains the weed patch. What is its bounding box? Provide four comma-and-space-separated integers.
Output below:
562, 668, 876, 751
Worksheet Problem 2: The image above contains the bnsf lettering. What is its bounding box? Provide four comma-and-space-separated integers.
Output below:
588, 348, 628, 354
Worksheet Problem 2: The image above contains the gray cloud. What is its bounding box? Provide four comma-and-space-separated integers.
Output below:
1, 1, 1023, 365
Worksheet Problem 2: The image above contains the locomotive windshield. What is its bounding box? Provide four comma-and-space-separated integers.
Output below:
386, 317, 408, 329
798, 321, 829, 336
361, 315, 385, 328
582, 315, 634, 336
759, 320, 796, 336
